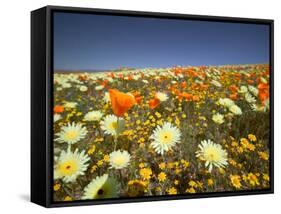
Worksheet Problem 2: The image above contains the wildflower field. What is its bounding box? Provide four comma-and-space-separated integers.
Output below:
53, 64, 271, 202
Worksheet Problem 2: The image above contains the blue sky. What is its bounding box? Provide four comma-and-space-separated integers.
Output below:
53, 12, 270, 70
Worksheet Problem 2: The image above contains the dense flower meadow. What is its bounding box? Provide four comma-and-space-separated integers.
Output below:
53, 64, 270, 201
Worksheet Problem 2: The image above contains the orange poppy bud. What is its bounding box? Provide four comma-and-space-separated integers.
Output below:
148, 98, 160, 109
54, 105, 64, 114
109, 89, 136, 117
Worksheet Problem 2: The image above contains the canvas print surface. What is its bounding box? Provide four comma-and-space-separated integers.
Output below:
52, 12, 271, 202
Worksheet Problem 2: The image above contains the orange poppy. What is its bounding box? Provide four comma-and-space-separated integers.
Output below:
192, 95, 200, 102
179, 92, 193, 101
247, 79, 254, 84
148, 98, 160, 109
78, 74, 87, 81
109, 89, 136, 117
258, 83, 269, 90
229, 85, 238, 93
181, 81, 187, 89
259, 92, 269, 104
230, 93, 238, 100
257, 83, 269, 104
54, 105, 64, 114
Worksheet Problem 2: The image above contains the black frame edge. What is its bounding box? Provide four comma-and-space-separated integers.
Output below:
31, 6, 49, 207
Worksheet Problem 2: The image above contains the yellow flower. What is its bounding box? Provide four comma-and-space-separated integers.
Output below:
127, 180, 147, 197
64, 196, 72, 201
103, 154, 110, 162
139, 163, 145, 168
139, 168, 152, 180
87, 145, 96, 155
167, 187, 177, 195
237, 146, 244, 153
158, 172, 167, 182
181, 160, 190, 169
247, 173, 260, 186
263, 174, 270, 181
240, 138, 249, 148
247, 143, 256, 151
97, 160, 104, 167
230, 175, 242, 189
258, 151, 269, 160
185, 187, 196, 193
207, 179, 214, 186
53, 183, 61, 191
188, 180, 197, 187
167, 162, 174, 169
155, 112, 162, 118
91, 165, 97, 173
229, 159, 237, 167
231, 141, 238, 147
159, 162, 166, 170
248, 134, 257, 142
174, 180, 179, 185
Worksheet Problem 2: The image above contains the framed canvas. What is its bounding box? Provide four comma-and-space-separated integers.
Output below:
31, 5, 274, 207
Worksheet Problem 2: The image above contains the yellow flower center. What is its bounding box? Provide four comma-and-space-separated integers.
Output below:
65, 130, 79, 141
204, 148, 220, 162
58, 159, 78, 176
159, 131, 173, 144
113, 156, 126, 166
109, 121, 118, 130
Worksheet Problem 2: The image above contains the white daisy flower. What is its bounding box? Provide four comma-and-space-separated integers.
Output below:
245, 92, 256, 103
54, 148, 90, 183
95, 85, 104, 91
100, 114, 124, 136
79, 85, 88, 92
218, 98, 235, 108
212, 113, 224, 125
210, 79, 222, 88
54, 114, 62, 123
251, 99, 270, 112
55, 122, 88, 145
238, 85, 248, 94
84, 110, 103, 122
196, 139, 228, 172
103, 92, 111, 103
82, 174, 118, 199
109, 150, 131, 169
155, 92, 169, 102
150, 122, 181, 155
229, 104, 242, 115
248, 85, 259, 97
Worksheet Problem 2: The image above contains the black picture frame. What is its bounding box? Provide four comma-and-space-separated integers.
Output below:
31, 5, 274, 208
